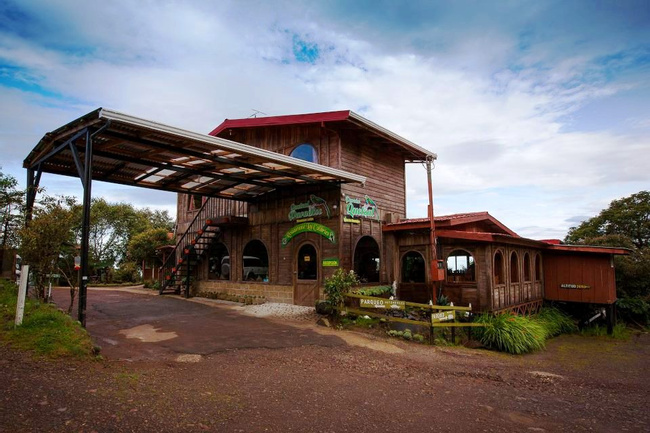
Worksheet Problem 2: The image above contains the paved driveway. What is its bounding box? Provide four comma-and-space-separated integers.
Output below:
51, 287, 344, 361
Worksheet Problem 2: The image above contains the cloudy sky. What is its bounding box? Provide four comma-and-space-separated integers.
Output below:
1, 0, 648, 239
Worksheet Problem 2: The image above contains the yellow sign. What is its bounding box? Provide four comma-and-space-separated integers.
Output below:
431, 310, 455, 323
344, 217, 360, 224
322, 258, 339, 267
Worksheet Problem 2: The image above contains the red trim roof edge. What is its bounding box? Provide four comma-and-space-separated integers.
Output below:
209, 110, 351, 136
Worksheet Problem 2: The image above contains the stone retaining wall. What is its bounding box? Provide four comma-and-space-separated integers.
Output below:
196, 280, 293, 304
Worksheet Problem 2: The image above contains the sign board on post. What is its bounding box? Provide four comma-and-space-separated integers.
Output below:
431, 310, 455, 323
360, 298, 406, 310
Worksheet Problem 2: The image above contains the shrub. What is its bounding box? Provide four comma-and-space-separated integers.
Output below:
353, 286, 392, 297
535, 307, 577, 337
474, 313, 546, 354
324, 269, 359, 309
616, 297, 649, 327
437, 293, 450, 306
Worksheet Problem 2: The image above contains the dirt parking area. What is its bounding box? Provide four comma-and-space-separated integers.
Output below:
1, 287, 648, 432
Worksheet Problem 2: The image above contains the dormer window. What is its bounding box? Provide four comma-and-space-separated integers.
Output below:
290, 143, 318, 163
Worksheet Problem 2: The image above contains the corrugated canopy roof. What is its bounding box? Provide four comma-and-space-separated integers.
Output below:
23, 108, 366, 201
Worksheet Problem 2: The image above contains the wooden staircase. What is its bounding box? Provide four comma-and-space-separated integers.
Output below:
159, 197, 248, 297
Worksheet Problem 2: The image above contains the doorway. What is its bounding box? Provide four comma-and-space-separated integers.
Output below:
294, 243, 319, 306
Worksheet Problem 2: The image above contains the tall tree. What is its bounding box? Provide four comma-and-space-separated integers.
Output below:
0, 168, 24, 250
565, 190, 650, 299
18, 196, 79, 300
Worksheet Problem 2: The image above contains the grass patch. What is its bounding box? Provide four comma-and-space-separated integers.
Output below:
0, 279, 96, 359
536, 307, 578, 337
580, 323, 629, 340
474, 313, 547, 354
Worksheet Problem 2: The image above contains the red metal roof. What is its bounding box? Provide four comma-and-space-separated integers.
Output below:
208, 109, 435, 161
209, 110, 351, 136
384, 213, 629, 254
546, 244, 629, 255
384, 212, 518, 237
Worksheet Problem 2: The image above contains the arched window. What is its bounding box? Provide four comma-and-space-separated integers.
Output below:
523, 253, 531, 282
446, 249, 475, 282
290, 144, 318, 163
534, 254, 542, 281
494, 250, 505, 285
242, 240, 269, 282
510, 251, 520, 283
354, 236, 380, 283
401, 251, 425, 283
297, 243, 318, 280
208, 242, 229, 280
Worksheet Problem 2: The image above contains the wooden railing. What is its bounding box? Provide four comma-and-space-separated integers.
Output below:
340, 293, 485, 344
159, 197, 248, 291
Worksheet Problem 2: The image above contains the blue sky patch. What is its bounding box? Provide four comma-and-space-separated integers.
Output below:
292, 35, 319, 64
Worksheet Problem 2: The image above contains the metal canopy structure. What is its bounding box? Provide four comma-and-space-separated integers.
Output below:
24, 108, 366, 201
23, 108, 366, 327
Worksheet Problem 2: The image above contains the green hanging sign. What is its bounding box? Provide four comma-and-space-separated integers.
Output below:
281, 222, 336, 247
288, 195, 331, 221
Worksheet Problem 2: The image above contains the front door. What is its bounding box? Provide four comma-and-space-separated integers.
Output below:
294, 243, 319, 306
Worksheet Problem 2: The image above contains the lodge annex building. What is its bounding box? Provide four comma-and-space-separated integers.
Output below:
172, 110, 626, 312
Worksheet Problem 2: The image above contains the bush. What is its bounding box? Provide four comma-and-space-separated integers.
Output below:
535, 307, 577, 337
616, 297, 649, 327
474, 313, 547, 354
113, 262, 141, 284
353, 285, 392, 297
324, 269, 359, 309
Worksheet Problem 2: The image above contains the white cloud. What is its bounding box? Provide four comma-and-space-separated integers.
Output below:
0, 0, 648, 239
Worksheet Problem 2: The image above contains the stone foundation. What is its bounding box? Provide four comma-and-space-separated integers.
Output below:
196, 280, 294, 304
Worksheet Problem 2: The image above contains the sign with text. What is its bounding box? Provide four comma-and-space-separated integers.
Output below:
289, 195, 331, 221
322, 258, 340, 267
560, 284, 591, 289
431, 310, 455, 323
360, 298, 405, 310
345, 195, 379, 220
281, 222, 336, 246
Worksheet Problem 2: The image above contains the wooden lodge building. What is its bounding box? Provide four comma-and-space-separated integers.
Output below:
172, 110, 627, 313
21, 106, 626, 322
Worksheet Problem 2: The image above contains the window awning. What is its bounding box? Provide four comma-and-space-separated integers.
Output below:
23, 108, 366, 200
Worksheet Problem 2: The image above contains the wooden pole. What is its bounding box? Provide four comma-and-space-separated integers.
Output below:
426, 156, 438, 303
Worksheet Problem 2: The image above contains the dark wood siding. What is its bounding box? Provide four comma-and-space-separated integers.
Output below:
543, 252, 616, 304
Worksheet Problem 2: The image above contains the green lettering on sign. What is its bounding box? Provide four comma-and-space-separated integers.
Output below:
288, 195, 331, 221
281, 222, 336, 247
322, 258, 340, 267
345, 195, 379, 220
360, 298, 405, 310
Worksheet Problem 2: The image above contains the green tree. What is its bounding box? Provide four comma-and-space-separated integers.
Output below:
565, 191, 650, 300
86, 199, 174, 277
127, 228, 172, 265
18, 196, 79, 301
0, 168, 24, 250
